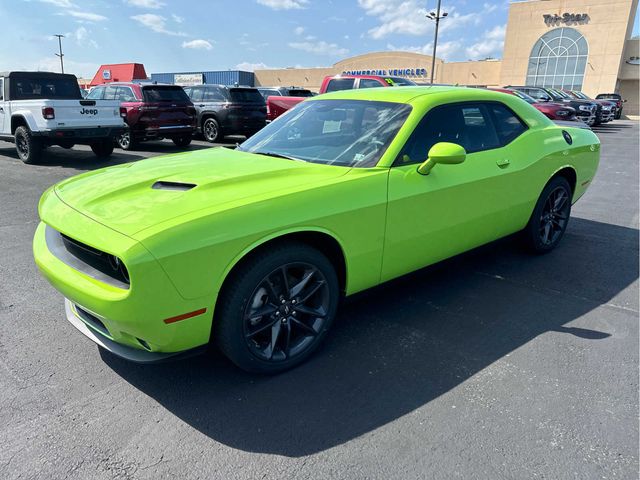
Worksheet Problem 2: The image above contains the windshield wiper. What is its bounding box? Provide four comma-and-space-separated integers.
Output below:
251, 151, 306, 162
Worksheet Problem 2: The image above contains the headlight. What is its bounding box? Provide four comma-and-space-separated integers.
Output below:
556, 110, 569, 116
107, 254, 130, 283
579, 105, 591, 112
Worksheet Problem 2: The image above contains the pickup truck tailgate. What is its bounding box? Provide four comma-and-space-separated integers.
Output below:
40, 99, 124, 129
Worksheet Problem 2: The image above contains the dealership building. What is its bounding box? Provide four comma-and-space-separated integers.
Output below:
147, 0, 639, 115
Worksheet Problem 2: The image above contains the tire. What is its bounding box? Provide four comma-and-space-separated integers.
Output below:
523, 176, 572, 254
90, 140, 114, 158
172, 136, 192, 147
202, 117, 221, 143
116, 132, 137, 151
58, 141, 75, 149
215, 242, 340, 374
14, 126, 43, 164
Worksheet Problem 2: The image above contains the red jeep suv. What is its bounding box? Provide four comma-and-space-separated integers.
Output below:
86, 82, 196, 150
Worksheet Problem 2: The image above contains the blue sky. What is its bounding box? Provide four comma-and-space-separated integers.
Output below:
0, 0, 638, 79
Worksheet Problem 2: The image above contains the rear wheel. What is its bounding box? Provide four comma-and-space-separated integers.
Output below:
523, 176, 572, 253
215, 243, 339, 374
172, 136, 192, 147
202, 117, 221, 143
117, 132, 137, 150
90, 140, 114, 158
14, 126, 42, 164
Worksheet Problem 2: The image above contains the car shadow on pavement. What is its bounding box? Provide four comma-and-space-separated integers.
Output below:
102, 217, 638, 457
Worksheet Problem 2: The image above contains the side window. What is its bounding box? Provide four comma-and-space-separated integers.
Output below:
325, 78, 355, 92
190, 88, 203, 102
359, 78, 383, 89
86, 87, 104, 100
489, 103, 527, 145
183, 87, 192, 98
103, 85, 118, 100
396, 103, 501, 165
203, 87, 226, 101
116, 87, 136, 101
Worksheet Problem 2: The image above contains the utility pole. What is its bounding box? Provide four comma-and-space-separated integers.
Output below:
426, 1, 447, 84
54, 34, 65, 73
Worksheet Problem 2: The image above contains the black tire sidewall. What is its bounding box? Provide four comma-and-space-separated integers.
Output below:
91, 140, 114, 158
172, 136, 192, 147
15, 126, 42, 164
215, 243, 340, 374
524, 176, 572, 253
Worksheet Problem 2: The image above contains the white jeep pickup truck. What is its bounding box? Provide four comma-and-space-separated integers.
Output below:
0, 71, 127, 164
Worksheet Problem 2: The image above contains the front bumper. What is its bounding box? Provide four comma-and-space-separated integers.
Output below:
33, 193, 214, 358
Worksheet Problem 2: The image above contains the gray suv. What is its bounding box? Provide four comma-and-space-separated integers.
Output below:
183, 85, 267, 143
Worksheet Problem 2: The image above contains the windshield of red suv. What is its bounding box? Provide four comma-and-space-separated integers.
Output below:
142, 86, 190, 102
229, 88, 265, 103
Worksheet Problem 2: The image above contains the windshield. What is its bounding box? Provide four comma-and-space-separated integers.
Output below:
142, 86, 190, 102
238, 99, 412, 168
549, 88, 569, 99
510, 90, 536, 104
387, 77, 417, 86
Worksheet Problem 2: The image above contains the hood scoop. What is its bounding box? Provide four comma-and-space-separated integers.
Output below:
152, 181, 197, 192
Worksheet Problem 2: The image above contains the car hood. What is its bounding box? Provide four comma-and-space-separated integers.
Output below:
54, 147, 349, 237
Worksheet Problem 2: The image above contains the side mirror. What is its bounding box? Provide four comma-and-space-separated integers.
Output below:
417, 142, 466, 175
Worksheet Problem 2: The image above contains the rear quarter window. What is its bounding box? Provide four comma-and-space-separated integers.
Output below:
229, 88, 264, 103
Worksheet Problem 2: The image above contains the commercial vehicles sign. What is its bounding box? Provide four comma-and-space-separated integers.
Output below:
342, 68, 427, 77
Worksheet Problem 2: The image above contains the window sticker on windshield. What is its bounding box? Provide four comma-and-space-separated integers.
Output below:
353, 153, 365, 162
384, 78, 395, 86
323, 120, 341, 133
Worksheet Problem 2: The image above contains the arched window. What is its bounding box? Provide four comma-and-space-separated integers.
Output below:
526, 27, 588, 90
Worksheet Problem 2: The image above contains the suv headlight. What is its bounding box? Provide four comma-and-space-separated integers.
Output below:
556, 110, 569, 116
579, 105, 591, 112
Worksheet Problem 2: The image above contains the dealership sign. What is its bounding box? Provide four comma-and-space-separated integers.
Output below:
102, 69, 111, 80
543, 13, 589, 25
174, 73, 204, 86
342, 67, 427, 77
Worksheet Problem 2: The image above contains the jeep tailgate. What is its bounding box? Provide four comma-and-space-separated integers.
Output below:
39, 99, 124, 129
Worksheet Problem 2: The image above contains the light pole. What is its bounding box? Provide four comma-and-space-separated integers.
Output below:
54, 34, 65, 73
426, 1, 447, 84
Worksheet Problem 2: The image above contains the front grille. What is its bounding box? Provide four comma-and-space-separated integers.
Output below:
75, 305, 111, 338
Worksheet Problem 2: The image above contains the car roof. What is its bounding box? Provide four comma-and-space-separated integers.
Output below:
313, 85, 493, 104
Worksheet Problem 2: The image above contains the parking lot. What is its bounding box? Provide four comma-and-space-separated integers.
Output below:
0, 121, 638, 479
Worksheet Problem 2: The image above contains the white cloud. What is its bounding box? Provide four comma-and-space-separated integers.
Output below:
288, 41, 348, 56
387, 40, 463, 61
465, 24, 505, 59
235, 61, 272, 71
67, 26, 99, 48
131, 14, 186, 36
257, 0, 308, 10
182, 39, 213, 50
124, 0, 165, 8
171, 13, 184, 23
294, 26, 305, 35
38, 0, 76, 7
66, 11, 108, 21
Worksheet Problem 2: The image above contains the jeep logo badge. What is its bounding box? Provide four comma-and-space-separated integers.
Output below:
80, 108, 98, 115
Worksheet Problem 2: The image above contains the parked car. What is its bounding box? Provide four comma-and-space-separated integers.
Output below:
183, 85, 267, 143
506, 86, 599, 126
86, 82, 196, 150
489, 88, 577, 122
257, 87, 315, 101
34, 87, 600, 373
266, 75, 419, 122
0, 71, 126, 163
565, 90, 617, 122
596, 93, 625, 119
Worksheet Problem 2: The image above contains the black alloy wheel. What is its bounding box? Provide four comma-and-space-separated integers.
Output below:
523, 176, 572, 253
215, 243, 339, 374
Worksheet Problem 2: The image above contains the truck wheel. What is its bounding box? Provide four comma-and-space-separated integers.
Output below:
202, 118, 221, 143
14, 126, 43, 164
90, 140, 114, 158
172, 136, 192, 147
117, 132, 137, 151
58, 141, 75, 149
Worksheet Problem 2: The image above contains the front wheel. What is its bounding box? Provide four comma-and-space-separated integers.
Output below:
215, 243, 339, 374
90, 140, 114, 158
523, 176, 572, 253
202, 118, 221, 143
172, 136, 192, 147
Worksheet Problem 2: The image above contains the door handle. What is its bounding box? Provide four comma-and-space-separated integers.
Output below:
198, 104, 205, 107
496, 158, 510, 167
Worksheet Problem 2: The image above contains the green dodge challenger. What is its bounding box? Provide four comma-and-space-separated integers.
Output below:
33, 87, 600, 373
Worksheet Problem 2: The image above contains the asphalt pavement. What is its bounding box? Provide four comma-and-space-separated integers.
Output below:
0, 123, 638, 480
